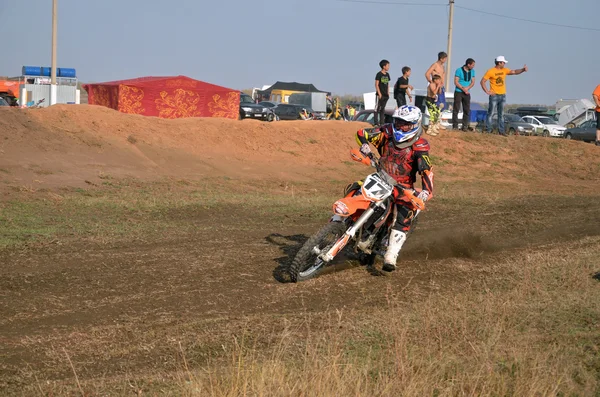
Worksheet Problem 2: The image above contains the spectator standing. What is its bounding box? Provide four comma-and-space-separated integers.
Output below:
452, 58, 476, 131
593, 84, 600, 146
393, 66, 413, 108
480, 56, 527, 136
348, 105, 356, 120
375, 59, 391, 126
425, 52, 448, 129
326, 94, 333, 114
425, 52, 447, 92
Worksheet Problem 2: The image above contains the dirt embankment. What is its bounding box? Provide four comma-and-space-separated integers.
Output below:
1, 105, 599, 193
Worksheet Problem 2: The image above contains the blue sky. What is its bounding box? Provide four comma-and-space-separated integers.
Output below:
0, 0, 597, 105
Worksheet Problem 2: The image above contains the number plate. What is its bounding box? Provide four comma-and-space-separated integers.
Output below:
361, 173, 393, 201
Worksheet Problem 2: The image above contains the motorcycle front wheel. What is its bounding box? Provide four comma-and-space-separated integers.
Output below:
288, 221, 347, 282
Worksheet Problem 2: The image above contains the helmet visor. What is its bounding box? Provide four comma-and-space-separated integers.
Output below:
394, 118, 416, 132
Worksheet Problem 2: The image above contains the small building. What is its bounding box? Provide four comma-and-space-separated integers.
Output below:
17, 66, 79, 107
83, 75, 239, 119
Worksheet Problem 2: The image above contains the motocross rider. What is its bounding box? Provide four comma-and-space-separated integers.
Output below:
356, 105, 433, 272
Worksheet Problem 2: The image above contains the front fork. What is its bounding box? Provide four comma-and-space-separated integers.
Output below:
317, 205, 381, 263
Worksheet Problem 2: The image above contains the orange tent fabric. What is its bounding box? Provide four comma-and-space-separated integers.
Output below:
83, 76, 239, 119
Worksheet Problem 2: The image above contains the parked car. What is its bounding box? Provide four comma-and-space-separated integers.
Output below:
352, 109, 394, 125
563, 119, 597, 142
257, 101, 281, 120
488, 113, 535, 135
258, 101, 280, 109
521, 115, 566, 137
503, 113, 536, 135
239, 93, 270, 121
0, 97, 9, 106
273, 103, 315, 120
0, 94, 17, 106
427, 106, 471, 130
439, 109, 458, 128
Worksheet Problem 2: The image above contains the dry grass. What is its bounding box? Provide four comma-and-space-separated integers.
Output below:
3, 177, 600, 396
178, 240, 600, 397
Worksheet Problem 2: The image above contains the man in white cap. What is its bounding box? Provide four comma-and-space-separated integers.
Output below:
480, 56, 527, 135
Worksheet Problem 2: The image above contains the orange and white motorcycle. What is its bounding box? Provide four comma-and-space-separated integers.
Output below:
287, 149, 425, 282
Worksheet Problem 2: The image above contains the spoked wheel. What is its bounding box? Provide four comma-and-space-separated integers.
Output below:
288, 222, 347, 282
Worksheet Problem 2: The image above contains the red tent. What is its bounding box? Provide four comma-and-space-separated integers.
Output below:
82, 76, 239, 119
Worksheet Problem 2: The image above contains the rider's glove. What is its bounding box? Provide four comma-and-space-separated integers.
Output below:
417, 190, 430, 202
360, 143, 372, 156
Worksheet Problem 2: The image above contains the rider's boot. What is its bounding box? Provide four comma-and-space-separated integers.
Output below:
382, 230, 407, 272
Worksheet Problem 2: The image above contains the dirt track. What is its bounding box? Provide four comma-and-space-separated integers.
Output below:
1, 106, 600, 393
2, 194, 599, 391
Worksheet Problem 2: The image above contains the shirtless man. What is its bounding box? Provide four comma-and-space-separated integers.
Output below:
425, 51, 448, 90
425, 52, 448, 128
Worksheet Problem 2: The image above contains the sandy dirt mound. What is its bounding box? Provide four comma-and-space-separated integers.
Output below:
1, 105, 599, 192
0, 105, 371, 189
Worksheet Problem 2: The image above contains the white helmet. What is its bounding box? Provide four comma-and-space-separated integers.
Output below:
391, 105, 423, 148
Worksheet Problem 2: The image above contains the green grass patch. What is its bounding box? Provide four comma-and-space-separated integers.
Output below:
0, 178, 338, 250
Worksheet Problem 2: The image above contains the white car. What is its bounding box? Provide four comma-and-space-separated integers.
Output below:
439, 110, 460, 128
521, 115, 566, 137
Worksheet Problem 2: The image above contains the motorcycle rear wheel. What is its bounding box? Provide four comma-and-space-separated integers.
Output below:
289, 221, 347, 282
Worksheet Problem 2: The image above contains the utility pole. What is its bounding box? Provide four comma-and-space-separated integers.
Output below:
446, 0, 454, 92
50, 0, 58, 105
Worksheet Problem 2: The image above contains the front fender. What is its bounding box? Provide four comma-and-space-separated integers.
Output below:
332, 196, 370, 217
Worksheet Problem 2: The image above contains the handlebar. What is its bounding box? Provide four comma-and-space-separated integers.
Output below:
367, 152, 424, 210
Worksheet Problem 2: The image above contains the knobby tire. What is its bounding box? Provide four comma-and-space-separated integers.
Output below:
288, 221, 347, 282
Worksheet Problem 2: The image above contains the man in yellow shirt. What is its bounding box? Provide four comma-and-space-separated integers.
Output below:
592, 84, 600, 146
480, 56, 528, 136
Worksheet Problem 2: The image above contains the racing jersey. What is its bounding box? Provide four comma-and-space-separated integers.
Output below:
356, 124, 434, 195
